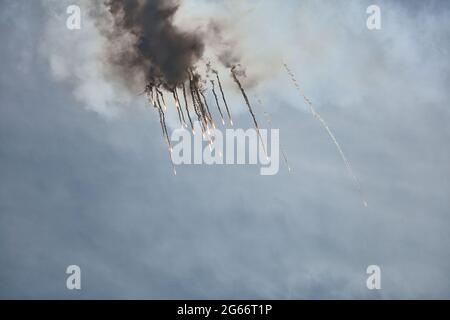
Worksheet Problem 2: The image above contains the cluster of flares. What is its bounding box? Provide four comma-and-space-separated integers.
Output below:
141, 64, 270, 175
141, 61, 365, 207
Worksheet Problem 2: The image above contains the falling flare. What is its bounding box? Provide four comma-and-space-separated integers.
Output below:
151, 90, 176, 175
210, 80, 226, 126
181, 82, 194, 132
200, 90, 215, 128
174, 88, 187, 127
189, 76, 205, 134
283, 63, 367, 207
155, 92, 171, 149
214, 71, 233, 126
172, 89, 184, 127
156, 89, 167, 111
230, 66, 268, 158
192, 80, 210, 128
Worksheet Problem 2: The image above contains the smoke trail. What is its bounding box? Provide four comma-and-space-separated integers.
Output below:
155, 92, 171, 150
154, 91, 176, 174
172, 90, 184, 127
190, 71, 211, 130
175, 88, 187, 126
200, 90, 215, 129
193, 82, 208, 124
143, 85, 155, 107
189, 76, 206, 133
155, 88, 167, 111
174, 88, 187, 127
214, 71, 233, 126
230, 67, 259, 129
257, 98, 292, 173
283, 63, 367, 207
210, 80, 225, 126
189, 82, 200, 121
182, 82, 194, 132
230, 66, 267, 157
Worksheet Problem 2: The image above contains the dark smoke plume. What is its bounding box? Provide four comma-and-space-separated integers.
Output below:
106, 0, 205, 88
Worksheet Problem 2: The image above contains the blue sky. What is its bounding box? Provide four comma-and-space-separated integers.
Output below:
0, 0, 449, 298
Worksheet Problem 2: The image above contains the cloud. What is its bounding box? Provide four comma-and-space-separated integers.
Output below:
41, 0, 142, 118
0, 0, 449, 299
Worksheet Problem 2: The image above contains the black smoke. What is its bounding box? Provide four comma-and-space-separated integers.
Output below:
106, 0, 205, 88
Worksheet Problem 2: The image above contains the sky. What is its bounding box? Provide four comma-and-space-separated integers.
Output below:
0, 0, 449, 299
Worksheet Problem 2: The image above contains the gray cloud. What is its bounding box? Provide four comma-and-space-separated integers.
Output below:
0, 0, 449, 299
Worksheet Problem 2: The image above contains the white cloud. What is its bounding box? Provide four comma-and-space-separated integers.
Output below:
41, 0, 143, 118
